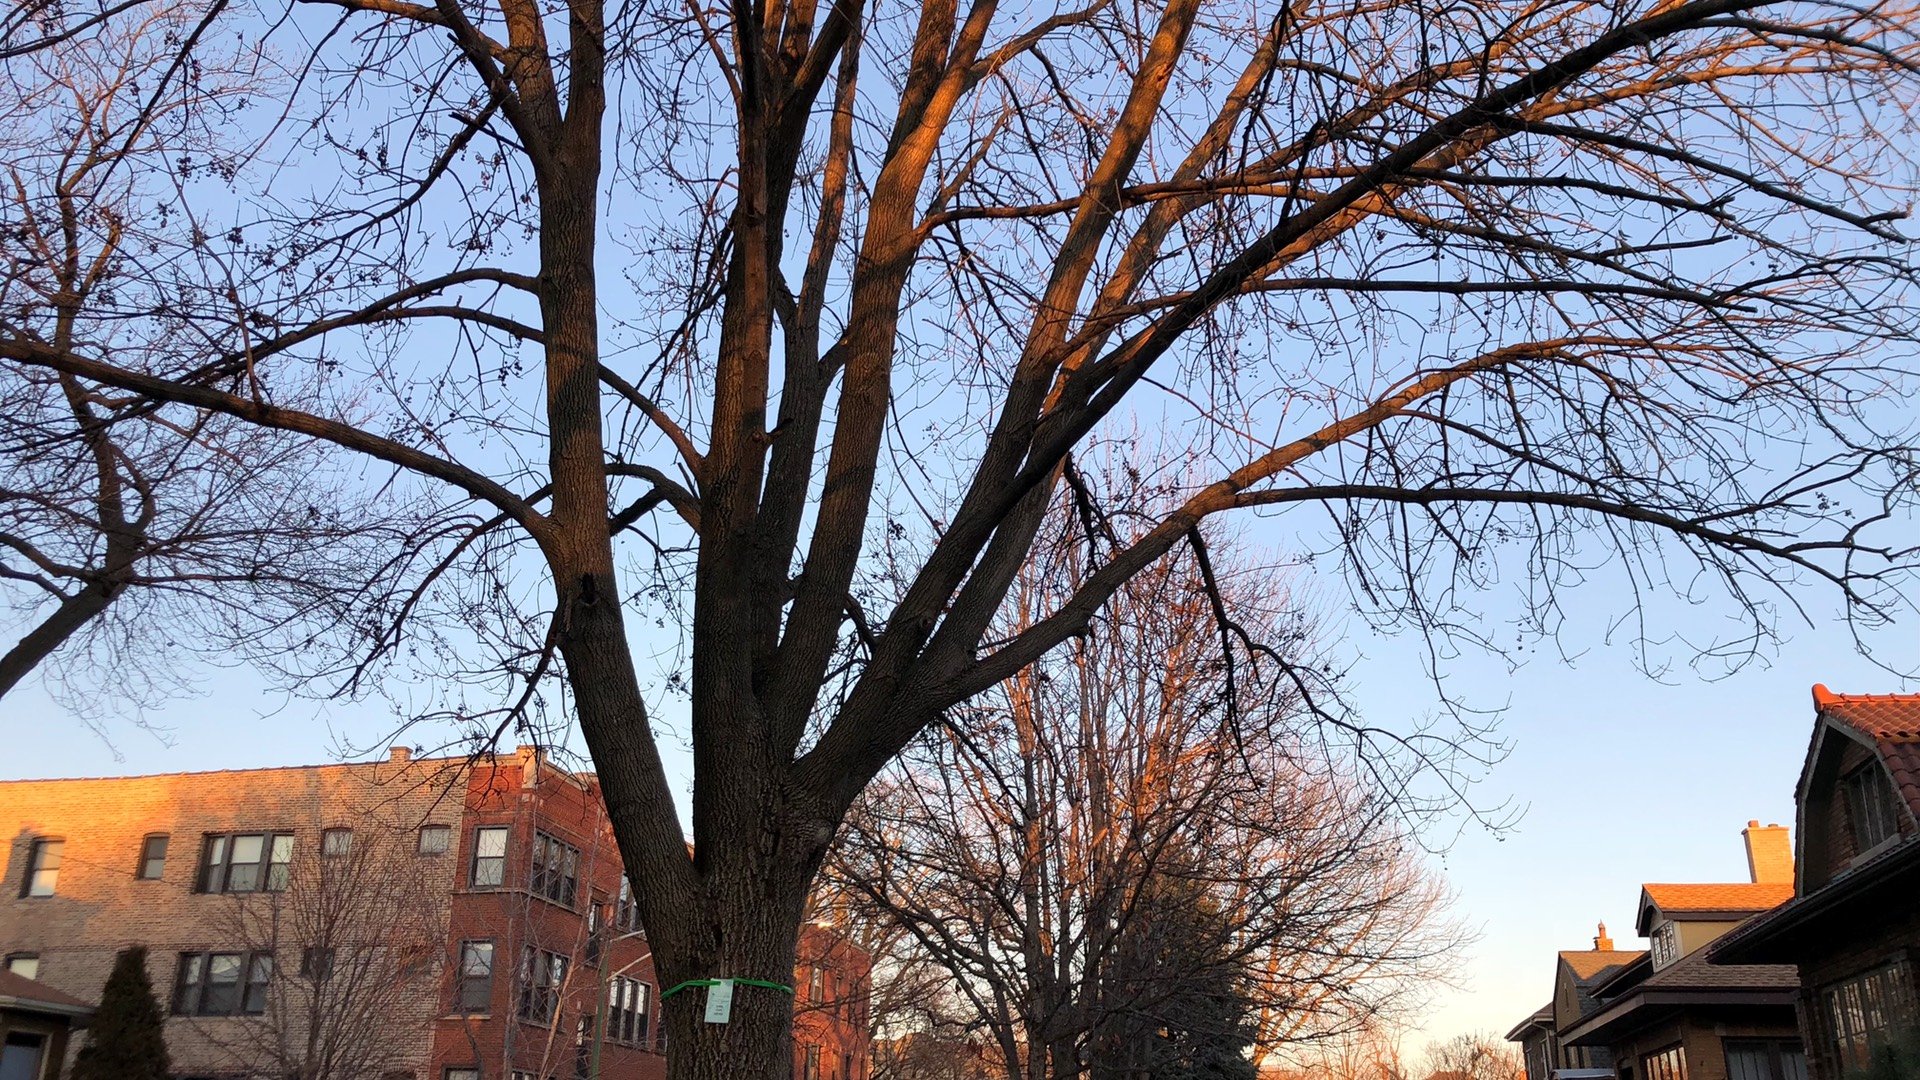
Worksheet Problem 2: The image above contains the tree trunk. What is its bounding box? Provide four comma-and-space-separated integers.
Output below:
656, 867, 807, 1080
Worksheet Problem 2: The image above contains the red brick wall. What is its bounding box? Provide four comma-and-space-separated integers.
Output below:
791, 924, 873, 1080
431, 753, 666, 1080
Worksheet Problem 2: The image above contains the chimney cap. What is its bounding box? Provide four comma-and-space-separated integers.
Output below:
1747, 819, 1760, 828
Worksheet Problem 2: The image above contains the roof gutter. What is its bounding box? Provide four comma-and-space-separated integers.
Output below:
1710, 839, 1920, 965
1560, 988, 1798, 1047
0, 994, 94, 1021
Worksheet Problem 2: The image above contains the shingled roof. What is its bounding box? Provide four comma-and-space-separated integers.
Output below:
1557, 949, 1647, 1025
1638, 946, 1797, 991
1812, 684, 1920, 817
0, 968, 94, 1018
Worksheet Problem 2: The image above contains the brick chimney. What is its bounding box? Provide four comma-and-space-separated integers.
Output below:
1593, 921, 1613, 951
389, 746, 412, 764
1744, 820, 1794, 885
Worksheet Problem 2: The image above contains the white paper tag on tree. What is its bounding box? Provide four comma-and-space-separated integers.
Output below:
704, 979, 735, 1023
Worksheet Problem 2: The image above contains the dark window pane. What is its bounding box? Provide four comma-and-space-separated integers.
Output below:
139, 835, 169, 880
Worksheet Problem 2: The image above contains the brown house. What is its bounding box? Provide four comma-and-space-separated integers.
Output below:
1710, 686, 1920, 1079
0, 749, 871, 1080
1509, 825, 1805, 1080
0, 967, 92, 1080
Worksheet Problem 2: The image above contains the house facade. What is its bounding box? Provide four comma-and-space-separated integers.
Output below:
1709, 686, 1920, 1079
1509, 824, 1804, 1080
0, 748, 870, 1080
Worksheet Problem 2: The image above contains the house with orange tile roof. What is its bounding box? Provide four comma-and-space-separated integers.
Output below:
1508, 824, 1803, 1080
1710, 686, 1920, 1079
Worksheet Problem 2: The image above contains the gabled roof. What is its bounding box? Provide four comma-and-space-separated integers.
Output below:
1557, 950, 1647, 1026
1561, 950, 1647, 981
1811, 685, 1920, 816
0, 969, 94, 1019
1504, 1002, 1553, 1042
1635, 882, 1794, 933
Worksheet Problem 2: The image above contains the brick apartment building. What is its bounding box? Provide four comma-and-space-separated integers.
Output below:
0, 748, 870, 1080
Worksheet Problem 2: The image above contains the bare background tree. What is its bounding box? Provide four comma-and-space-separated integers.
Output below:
831, 505, 1461, 1080
0, 8, 427, 721
199, 830, 449, 1080
1415, 1033, 1525, 1080
2, 0, 1919, 1073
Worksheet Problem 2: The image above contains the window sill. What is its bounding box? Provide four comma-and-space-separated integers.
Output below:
1848, 834, 1903, 868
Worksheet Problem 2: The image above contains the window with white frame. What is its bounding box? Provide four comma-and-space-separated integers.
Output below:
1651, 921, 1680, 968
471, 826, 508, 887
418, 824, 451, 855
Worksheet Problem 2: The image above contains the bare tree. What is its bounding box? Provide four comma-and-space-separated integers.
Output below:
197, 831, 450, 1080
0, 7, 427, 716
3, 0, 1920, 1074
1416, 1034, 1524, 1080
831, 514, 1459, 1080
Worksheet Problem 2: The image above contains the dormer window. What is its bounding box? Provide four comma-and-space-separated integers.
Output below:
1651, 921, 1680, 968
1843, 763, 1901, 856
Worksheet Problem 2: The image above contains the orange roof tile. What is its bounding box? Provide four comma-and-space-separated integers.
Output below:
1642, 882, 1795, 914
1812, 685, 1920, 817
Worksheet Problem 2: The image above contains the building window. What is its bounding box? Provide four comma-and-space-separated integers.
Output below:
173, 951, 273, 1016
301, 947, 335, 983
445, 1071, 480, 1080
456, 941, 494, 1013
803, 1044, 821, 1080
586, 901, 605, 966
5, 954, 38, 980
197, 832, 294, 893
531, 831, 580, 907
321, 828, 354, 857
609, 976, 650, 1044
519, 947, 568, 1023
1844, 764, 1902, 855
1823, 959, 1918, 1071
1651, 921, 1680, 968
419, 825, 451, 855
20, 838, 62, 897
471, 826, 508, 887
1641, 1044, 1687, 1080
808, 965, 824, 1003
1724, 1039, 1809, 1080
137, 834, 169, 880
616, 876, 641, 932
